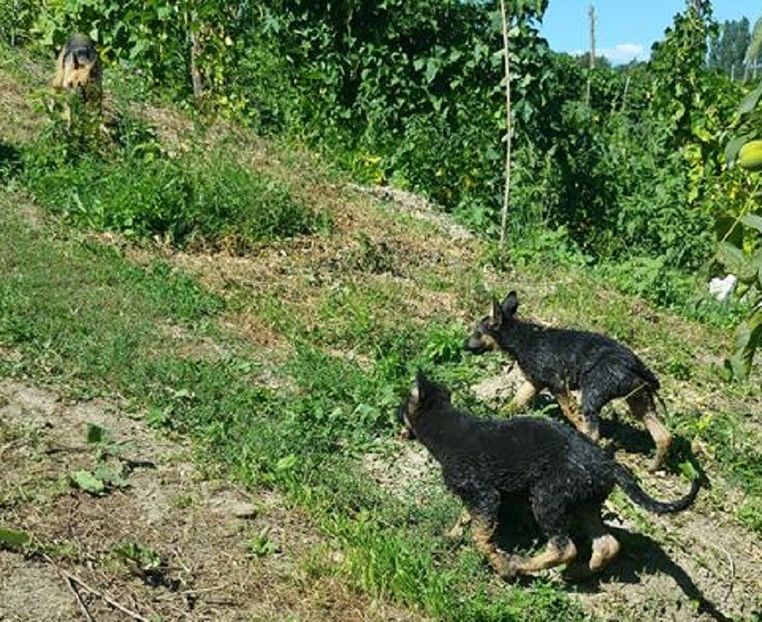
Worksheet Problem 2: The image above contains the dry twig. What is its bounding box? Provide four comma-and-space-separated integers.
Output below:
65, 576, 94, 622
44, 554, 149, 622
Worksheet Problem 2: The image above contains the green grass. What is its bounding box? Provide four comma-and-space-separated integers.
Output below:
0, 197, 587, 620
19, 111, 325, 251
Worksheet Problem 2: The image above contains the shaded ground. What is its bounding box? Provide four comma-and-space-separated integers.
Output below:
0, 378, 422, 622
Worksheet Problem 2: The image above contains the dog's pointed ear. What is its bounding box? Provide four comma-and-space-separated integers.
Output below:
411, 370, 426, 404
490, 298, 503, 325
501, 291, 519, 317
414, 370, 438, 403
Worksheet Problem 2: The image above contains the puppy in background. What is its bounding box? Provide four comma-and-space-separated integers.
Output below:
52, 34, 102, 124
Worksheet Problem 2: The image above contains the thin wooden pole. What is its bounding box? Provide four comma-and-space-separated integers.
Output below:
586, 5, 596, 105
499, 0, 512, 246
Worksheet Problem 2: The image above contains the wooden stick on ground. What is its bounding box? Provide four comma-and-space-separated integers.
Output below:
65, 576, 94, 622
44, 554, 149, 622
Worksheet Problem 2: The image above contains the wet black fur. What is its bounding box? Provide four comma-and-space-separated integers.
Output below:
398, 374, 698, 554
465, 291, 660, 437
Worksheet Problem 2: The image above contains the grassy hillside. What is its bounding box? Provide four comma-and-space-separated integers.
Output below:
1, 46, 760, 621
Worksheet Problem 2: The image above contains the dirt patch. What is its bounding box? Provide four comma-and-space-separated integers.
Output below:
470, 364, 527, 406
568, 488, 762, 622
0, 379, 422, 621
157, 321, 229, 361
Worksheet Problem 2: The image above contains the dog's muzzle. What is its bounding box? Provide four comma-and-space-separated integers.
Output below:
396, 404, 415, 440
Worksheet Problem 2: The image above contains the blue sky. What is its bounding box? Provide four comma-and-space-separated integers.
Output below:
540, 1, 759, 64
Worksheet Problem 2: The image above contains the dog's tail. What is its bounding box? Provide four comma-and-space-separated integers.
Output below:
632, 359, 660, 392
614, 463, 699, 514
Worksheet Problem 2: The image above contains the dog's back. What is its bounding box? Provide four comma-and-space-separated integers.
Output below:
522, 324, 660, 393
411, 390, 615, 500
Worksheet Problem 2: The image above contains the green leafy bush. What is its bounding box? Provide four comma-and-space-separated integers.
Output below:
720, 80, 762, 379
22, 109, 321, 250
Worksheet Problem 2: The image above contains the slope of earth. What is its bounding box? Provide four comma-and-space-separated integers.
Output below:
1, 45, 760, 622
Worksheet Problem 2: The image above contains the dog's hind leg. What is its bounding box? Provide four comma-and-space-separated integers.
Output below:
507, 484, 578, 576
627, 389, 672, 471
508, 536, 577, 575
554, 389, 586, 433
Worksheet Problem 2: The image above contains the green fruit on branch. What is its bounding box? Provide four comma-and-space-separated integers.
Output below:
738, 140, 762, 171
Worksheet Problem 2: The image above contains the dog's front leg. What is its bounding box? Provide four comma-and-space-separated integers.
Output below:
465, 490, 517, 580
504, 380, 540, 415
444, 509, 471, 540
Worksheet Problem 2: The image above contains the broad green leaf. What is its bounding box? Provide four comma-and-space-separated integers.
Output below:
0, 528, 30, 551
718, 241, 746, 273
95, 463, 128, 488
738, 80, 762, 115
425, 60, 439, 84
725, 133, 755, 165
71, 470, 106, 495
715, 215, 745, 247
740, 213, 762, 233
728, 309, 762, 379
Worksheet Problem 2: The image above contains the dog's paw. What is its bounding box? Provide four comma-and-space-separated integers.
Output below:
561, 558, 594, 583
494, 554, 521, 581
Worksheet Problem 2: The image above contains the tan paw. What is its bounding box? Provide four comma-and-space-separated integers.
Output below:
494, 554, 520, 581
590, 535, 620, 572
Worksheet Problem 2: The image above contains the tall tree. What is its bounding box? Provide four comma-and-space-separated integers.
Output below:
709, 18, 750, 79
745, 16, 762, 80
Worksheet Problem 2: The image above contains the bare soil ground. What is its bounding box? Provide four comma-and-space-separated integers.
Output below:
0, 378, 422, 622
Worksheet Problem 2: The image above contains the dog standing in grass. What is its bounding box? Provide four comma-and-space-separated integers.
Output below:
397, 373, 699, 580
465, 291, 673, 471
51, 34, 102, 125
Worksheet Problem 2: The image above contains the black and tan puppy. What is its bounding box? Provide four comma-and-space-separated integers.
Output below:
397, 373, 699, 580
465, 291, 672, 470
52, 34, 103, 114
